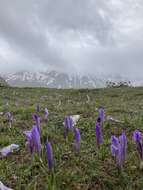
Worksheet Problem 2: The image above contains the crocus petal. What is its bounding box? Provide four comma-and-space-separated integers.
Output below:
23, 130, 34, 154
111, 144, 118, 157
111, 135, 119, 147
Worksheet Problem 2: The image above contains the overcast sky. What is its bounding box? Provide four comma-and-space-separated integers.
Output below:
0, 0, 143, 79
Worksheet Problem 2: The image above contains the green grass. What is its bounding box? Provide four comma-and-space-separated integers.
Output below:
1, 86, 143, 190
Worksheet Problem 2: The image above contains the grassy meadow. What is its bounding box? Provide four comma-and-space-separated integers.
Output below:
0, 86, 143, 190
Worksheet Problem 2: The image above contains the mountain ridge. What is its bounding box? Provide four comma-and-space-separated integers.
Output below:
2, 71, 106, 88
2, 71, 139, 88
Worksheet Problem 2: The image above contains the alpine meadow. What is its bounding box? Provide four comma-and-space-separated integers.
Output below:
1, 86, 143, 189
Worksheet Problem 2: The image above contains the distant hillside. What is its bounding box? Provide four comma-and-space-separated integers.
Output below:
0, 76, 9, 87
2, 71, 134, 89
2, 71, 111, 88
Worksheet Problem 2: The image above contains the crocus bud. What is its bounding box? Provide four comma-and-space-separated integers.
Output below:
31, 125, 41, 157
45, 141, 54, 170
74, 128, 81, 153
95, 123, 103, 149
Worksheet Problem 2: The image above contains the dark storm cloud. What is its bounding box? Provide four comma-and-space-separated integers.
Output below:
0, 0, 143, 79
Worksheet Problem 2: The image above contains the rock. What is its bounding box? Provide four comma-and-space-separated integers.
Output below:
0, 181, 13, 190
63, 115, 80, 127
71, 115, 80, 126
106, 115, 123, 123
0, 144, 19, 157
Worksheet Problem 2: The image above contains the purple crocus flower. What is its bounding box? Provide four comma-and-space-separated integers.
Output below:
95, 122, 103, 149
31, 125, 41, 157
6, 112, 13, 128
24, 130, 34, 155
111, 136, 119, 157
111, 132, 127, 168
98, 107, 105, 122
24, 125, 41, 158
133, 130, 143, 160
45, 141, 54, 170
74, 128, 81, 153
64, 116, 73, 137
119, 132, 127, 165
44, 108, 49, 119
64, 116, 73, 129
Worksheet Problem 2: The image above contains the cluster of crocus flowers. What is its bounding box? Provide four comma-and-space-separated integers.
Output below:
24, 125, 41, 158
63, 115, 81, 153
64, 116, 73, 137
111, 132, 127, 168
133, 130, 143, 162
74, 128, 81, 153
24, 126, 54, 170
6, 112, 13, 128
24, 108, 55, 171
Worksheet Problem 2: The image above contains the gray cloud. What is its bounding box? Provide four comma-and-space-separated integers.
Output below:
0, 0, 143, 80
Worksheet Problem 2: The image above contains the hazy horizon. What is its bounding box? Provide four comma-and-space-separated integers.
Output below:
0, 0, 143, 81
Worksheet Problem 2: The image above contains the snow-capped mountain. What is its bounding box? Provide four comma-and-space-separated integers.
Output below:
2, 71, 106, 88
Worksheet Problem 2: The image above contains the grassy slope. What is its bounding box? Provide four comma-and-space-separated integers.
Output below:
0, 86, 143, 190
